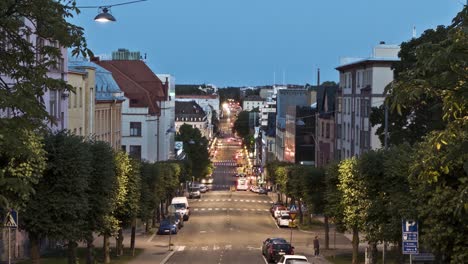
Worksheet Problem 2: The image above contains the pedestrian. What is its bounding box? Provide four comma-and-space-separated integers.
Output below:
313, 235, 320, 257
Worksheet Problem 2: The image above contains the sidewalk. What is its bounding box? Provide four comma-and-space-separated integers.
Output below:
126, 229, 175, 264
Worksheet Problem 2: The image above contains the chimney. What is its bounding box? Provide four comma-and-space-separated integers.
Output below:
379, 41, 386, 45
91, 56, 100, 62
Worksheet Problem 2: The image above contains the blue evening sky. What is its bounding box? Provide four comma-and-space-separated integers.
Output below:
71, 0, 464, 87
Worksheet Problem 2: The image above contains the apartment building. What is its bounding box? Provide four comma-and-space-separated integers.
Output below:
335, 43, 399, 160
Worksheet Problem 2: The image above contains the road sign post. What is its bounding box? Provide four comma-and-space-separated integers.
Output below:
3, 209, 18, 264
168, 205, 176, 251
402, 219, 419, 264
289, 211, 297, 245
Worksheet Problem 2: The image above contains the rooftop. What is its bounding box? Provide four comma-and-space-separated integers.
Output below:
175, 101, 206, 119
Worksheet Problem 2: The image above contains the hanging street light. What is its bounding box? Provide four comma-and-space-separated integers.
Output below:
78, 0, 148, 23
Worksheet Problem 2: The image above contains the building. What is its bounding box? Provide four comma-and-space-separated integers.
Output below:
335, 43, 399, 160
67, 61, 97, 136
284, 105, 316, 164
157, 74, 176, 160
316, 85, 338, 167
175, 94, 219, 138
175, 101, 211, 138
242, 95, 264, 111
275, 88, 309, 161
95, 58, 170, 161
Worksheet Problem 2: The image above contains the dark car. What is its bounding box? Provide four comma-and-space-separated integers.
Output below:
258, 187, 268, 195
174, 212, 184, 229
265, 242, 294, 263
262, 238, 288, 256
157, 219, 178, 235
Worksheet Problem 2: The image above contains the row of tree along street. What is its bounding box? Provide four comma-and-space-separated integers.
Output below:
266, 9, 467, 264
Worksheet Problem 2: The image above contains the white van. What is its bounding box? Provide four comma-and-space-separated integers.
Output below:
171, 197, 190, 221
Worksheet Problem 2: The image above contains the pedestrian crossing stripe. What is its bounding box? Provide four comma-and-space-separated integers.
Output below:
194, 199, 273, 203
192, 208, 269, 212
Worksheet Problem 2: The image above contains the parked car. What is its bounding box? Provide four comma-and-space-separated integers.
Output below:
270, 204, 286, 216
189, 186, 201, 199
258, 187, 268, 195
262, 238, 287, 256
276, 255, 309, 264
277, 213, 292, 228
265, 242, 294, 263
250, 185, 259, 193
173, 212, 184, 229
272, 206, 288, 218
199, 184, 208, 193
157, 219, 178, 235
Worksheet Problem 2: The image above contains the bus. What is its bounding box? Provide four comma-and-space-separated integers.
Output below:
236, 177, 249, 191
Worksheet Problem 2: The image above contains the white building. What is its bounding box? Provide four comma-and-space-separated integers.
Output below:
175, 101, 211, 139
175, 94, 220, 119
97, 59, 172, 162
242, 95, 264, 111
335, 43, 400, 160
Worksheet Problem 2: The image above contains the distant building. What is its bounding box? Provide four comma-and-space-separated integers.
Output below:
259, 87, 274, 99
335, 43, 399, 160
112, 48, 142, 60
175, 101, 211, 139
285, 105, 316, 164
95, 58, 170, 161
275, 89, 309, 161
242, 95, 264, 111
316, 85, 338, 167
175, 94, 220, 119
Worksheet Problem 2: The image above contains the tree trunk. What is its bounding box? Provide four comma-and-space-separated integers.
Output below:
86, 234, 95, 264
277, 192, 281, 203
395, 240, 404, 264
130, 218, 136, 256
298, 200, 303, 225
67, 240, 78, 264
103, 234, 111, 264
367, 242, 378, 264
160, 201, 165, 219
156, 206, 161, 223
116, 228, 124, 256
29, 233, 41, 264
352, 227, 359, 264
152, 208, 157, 228
324, 216, 330, 249
145, 217, 150, 233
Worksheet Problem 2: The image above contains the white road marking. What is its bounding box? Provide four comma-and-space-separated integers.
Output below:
194, 208, 199, 211
243, 208, 248, 211
200, 231, 207, 233
213, 245, 220, 251
202, 246, 208, 251
208, 208, 213, 211
228, 199, 232, 201
215, 208, 219, 210
177, 246, 185, 251
225, 245, 232, 250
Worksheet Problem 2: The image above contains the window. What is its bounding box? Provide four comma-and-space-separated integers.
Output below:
356, 126, 359, 146
121, 145, 126, 152
130, 122, 142, 136
347, 123, 350, 142
49, 90, 57, 118
129, 145, 142, 160
362, 99, 370, 117
326, 123, 330, 138
321, 121, 324, 137
79, 87, 83, 107
337, 124, 341, 139
357, 99, 360, 116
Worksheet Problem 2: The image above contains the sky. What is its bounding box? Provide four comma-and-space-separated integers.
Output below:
70, 0, 464, 87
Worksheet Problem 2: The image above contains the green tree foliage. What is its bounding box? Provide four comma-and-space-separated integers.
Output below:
175, 124, 212, 179
21, 132, 91, 263
388, 7, 468, 262
84, 140, 119, 263
324, 162, 346, 232
0, 130, 46, 209
233, 111, 250, 139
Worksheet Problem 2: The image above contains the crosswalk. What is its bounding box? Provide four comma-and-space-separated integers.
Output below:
214, 160, 238, 166
193, 199, 273, 204
174, 244, 261, 252
192, 208, 269, 212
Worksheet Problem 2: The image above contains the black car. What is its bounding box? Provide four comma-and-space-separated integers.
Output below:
265, 242, 294, 263
261, 238, 288, 257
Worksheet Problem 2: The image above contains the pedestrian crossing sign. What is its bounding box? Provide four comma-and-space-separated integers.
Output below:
289, 212, 297, 221
3, 210, 18, 228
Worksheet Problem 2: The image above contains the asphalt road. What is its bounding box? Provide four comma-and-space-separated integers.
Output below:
154, 113, 321, 263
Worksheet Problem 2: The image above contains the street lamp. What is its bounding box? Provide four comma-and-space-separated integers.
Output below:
78, 0, 148, 23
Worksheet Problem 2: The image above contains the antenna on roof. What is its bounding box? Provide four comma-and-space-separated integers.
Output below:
412, 26, 417, 38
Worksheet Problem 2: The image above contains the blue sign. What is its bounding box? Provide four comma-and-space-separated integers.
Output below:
4, 209, 18, 228
402, 219, 418, 254
289, 204, 298, 211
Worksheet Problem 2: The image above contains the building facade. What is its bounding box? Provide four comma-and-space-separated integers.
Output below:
175, 94, 219, 138
316, 85, 338, 167
175, 101, 210, 138
335, 43, 399, 160
242, 95, 264, 111
96, 58, 169, 162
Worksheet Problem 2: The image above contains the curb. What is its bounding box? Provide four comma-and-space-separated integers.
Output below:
159, 246, 178, 264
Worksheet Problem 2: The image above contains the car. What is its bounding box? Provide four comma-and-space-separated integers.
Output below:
265, 242, 294, 263
171, 196, 190, 221
173, 212, 184, 229
261, 238, 288, 256
277, 213, 293, 228
275, 209, 290, 219
271, 206, 288, 218
157, 219, 178, 235
270, 204, 284, 216
189, 186, 201, 199
250, 185, 259, 193
277, 255, 309, 264
258, 187, 268, 195
199, 184, 208, 193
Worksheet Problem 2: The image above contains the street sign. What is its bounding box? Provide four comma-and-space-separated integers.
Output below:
175, 141, 183, 150
402, 219, 418, 254
289, 212, 297, 221
289, 204, 297, 211
3, 209, 18, 228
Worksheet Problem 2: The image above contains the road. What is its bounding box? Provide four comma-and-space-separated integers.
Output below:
152, 109, 327, 263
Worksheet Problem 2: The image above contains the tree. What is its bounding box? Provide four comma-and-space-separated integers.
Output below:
233, 111, 250, 139
175, 124, 211, 180
84, 140, 119, 264
387, 7, 467, 262
337, 158, 367, 264
218, 87, 241, 103
21, 132, 91, 264
0, 0, 91, 208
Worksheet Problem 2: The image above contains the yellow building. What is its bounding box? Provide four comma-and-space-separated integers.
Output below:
67, 64, 96, 136
69, 60, 124, 150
